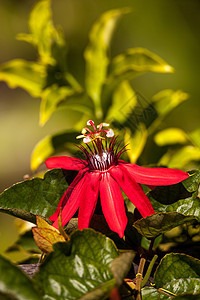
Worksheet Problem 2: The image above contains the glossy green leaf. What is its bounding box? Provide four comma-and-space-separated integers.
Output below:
0, 169, 68, 223
154, 128, 188, 146
142, 280, 200, 300
31, 130, 79, 171
34, 229, 119, 299
133, 212, 197, 239
124, 123, 147, 163
159, 146, 200, 169
106, 81, 137, 123
155, 253, 200, 288
0, 255, 41, 300
149, 89, 189, 134
108, 47, 174, 82
149, 170, 200, 220
0, 60, 45, 97
163, 278, 200, 298
142, 287, 161, 300
84, 8, 130, 118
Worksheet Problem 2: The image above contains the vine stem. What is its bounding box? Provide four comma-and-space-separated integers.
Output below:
135, 256, 146, 300
135, 238, 156, 300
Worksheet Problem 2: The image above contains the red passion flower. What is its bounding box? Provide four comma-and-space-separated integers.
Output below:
45, 120, 189, 238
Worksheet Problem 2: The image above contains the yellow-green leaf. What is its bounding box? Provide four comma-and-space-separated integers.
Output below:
0, 59, 45, 97
18, 0, 55, 64
32, 216, 66, 253
40, 84, 75, 125
124, 124, 148, 163
149, 89, 189, 134
189, 128, 200, 149
106, 80, 137, 123
108, 47, 174, 82
154, 128, 188, 146
31, 130, 79, 171
159, 145, 200, 169
84, 7, 131, 118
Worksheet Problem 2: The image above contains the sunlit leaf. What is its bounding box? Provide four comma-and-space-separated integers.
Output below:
34, 229, 119, 299
32, 216, 66, 253
154, 253, 200, 288
159, 145, 200, 169
40, 84, 75, 125
124, 123, 147, 163
189, 128, 200, 150
0, 169, 68, 223
0, 59, 45, 97
106, 81, 137, 123
84, 7, 131, 118
0, 255, 41, 300
18, 0, 56, 64
108, 47, 174, 83
133, 212, 197, 239
154, 128, 188, 146
31, 130, 79, 171
148, 89, 189, 134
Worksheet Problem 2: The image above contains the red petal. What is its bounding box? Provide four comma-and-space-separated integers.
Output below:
78, 172, 101, 229
52, 174, 87, 229
100, 172, 127, 238
49, 169, 87, 222
110, 165, 155, 218
122, 163, 189, 185
45, 156, 87, 170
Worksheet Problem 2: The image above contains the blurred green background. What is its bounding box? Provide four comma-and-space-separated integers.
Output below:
0, 0, 200, 256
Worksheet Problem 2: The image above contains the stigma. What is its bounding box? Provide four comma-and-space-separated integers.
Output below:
76, 121, 126, 172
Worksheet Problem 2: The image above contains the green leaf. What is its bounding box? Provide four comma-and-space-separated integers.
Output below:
124, 123, 148, 163
189, 128, 200, 150
34, 229, 119, 299
148, 170, 200, 220
6, 230, 41, 254
173, 293, 200, 299
154, 253, 200, 288
0, 169, 68, 223
154, 128, 188, 146
159, 146, 200, 169
40, 85, 76, 125
31, 130, 79, 171
0, 60, 45, 97
142, 281, 200, 300
0, 254, 41, 300
84, 7, 131, 118
108, 47, 174, 83
133, 212, 197, 239
18, 0, 56, 64
110, 251, 135, 286
106, 81, 137, 123
148, 89, 189, 134
162, 278, 200, 298
142, 287, 161, 300
40, 85, 94, 125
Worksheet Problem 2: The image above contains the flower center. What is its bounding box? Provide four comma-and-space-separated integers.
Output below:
76, 120, 127, 171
